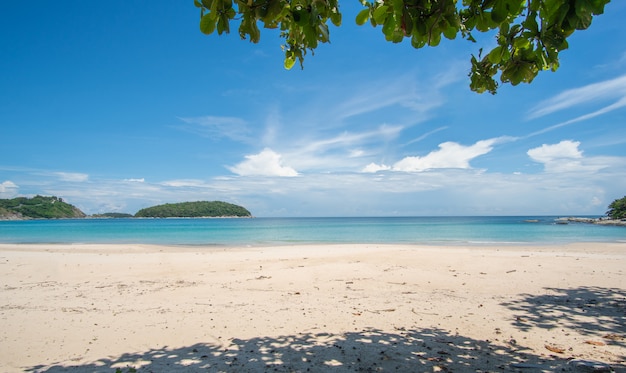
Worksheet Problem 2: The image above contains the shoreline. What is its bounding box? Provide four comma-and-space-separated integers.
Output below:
1, 243, 624, 372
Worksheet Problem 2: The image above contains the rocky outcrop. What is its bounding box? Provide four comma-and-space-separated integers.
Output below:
556, 217, 626, 227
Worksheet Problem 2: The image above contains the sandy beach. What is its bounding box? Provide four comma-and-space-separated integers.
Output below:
0, 243, 624, 372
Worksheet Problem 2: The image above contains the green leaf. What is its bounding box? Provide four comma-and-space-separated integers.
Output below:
373, 5, 389, 25
487, 46, 502, 64
355, 8, 370, 25
250, 20, 261, 42
443, 25, 457, 40
522, 11, 539, 34
491, 1, 509, 24
284, 54, 296, 70
411, 33, 426, 48
303, 24, 318, 47
428, 31, 441, 46
200, 13, 216, 34
330, 11, 342, 27
381, 16, 396, 40
513, 37, 530, 49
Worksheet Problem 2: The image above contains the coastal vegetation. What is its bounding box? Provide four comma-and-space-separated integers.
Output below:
0, 195, 86, 219
134, 201, 252, 218
196, 0, 610, 93
607, 196, 626, 220
92, 213, 134, 218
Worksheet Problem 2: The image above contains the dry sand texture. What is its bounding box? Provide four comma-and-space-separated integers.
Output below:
0, 243, 624, 372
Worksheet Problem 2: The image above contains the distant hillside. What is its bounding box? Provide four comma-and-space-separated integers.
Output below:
135, 201, 252, 218
0, 195, 86, 219
91, 212, 134, 218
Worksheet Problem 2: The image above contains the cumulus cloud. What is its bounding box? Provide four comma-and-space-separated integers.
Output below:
527, 140, 582, 163
0, 181, 19, 198
527, 140, 606, 173
362, 163, 392, 173
228, 148, 298, 177
364, 139, 499, 173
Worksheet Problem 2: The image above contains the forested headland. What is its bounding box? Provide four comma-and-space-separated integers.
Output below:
0, 196, 86, 219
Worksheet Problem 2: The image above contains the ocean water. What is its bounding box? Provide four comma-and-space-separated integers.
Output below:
0, 216, 624, 245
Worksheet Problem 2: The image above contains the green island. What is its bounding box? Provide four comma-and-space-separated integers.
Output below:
134, 201, 252, 218
0, 195, 86, 219
0, 197, 252, 220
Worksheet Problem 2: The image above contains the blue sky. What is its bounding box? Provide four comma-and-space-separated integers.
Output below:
1, 1, 626, 217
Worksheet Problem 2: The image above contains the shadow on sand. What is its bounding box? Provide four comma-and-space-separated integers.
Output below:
501, 286, 625, 345
27, 327, 567, 373
26, 286, 625, 372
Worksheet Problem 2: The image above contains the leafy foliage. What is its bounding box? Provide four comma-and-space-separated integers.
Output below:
0, 195, 86, 219
606, 196, 626, 220
196, 0, 610, 93
134, 201, 252, 218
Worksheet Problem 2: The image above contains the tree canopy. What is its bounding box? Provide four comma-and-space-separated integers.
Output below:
195, 0, 610, 94
606, 196, 626, 220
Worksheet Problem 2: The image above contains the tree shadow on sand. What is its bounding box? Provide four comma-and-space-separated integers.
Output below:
501, 285, 625, 370
501, 286, 625, 344
27, 327, 567, 373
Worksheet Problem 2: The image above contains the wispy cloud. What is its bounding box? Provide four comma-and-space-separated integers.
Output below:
330, 73, 452, 123
177, 116, 252, 142
403, 126, 448, 146
528, 74, 626, 119
54, 172, 89, 182
527, 96, 626, 137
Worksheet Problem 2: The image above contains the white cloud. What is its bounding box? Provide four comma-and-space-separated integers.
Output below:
391, 139, 497, 172
0, 180, 19, 198
228, 148, 298, 177
54, 172, 89, 182
124, 178, 145, 183
527, 140, 583, 163
362, 163, 392, 173
527, 140, 607, 173
160, 179, 207, 187
349, 149, 365, 158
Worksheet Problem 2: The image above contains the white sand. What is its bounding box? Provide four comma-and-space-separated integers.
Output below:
0, 243, 624, 372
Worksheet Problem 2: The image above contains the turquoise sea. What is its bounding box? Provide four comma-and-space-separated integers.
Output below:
0, 216, 624, 245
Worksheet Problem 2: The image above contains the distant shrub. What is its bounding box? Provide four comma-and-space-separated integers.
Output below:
607, 196, 626, 220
